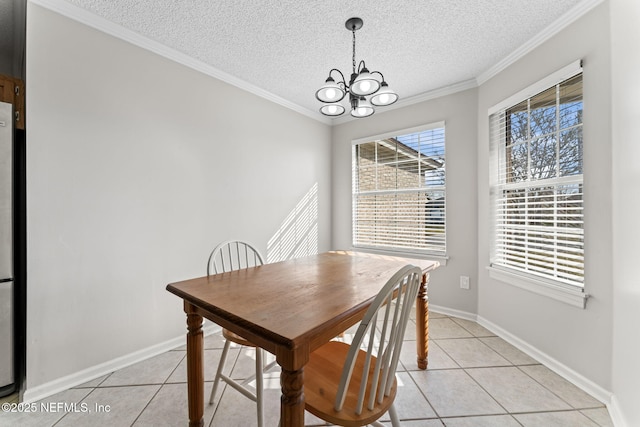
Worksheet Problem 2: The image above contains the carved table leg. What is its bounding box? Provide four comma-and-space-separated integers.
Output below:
280, 367, 304, 427
186, 307, 204, 427
416, 272, 429, 370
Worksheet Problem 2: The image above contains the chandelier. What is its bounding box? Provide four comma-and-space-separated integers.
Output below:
315, 17, 399, 118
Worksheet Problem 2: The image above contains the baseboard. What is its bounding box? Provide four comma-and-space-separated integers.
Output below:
429, 304, 477, 322
607, 395, 629, 427
476, 315, 613, 407
22, 324, 220, 404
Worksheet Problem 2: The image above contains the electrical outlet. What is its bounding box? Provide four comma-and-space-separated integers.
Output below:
460, 276, 470, 290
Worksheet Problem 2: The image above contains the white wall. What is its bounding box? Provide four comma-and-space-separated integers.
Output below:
477, 2, 613, 391
25, 4, 331, 393
332, 89, 479, 314
610, 0, 640, 425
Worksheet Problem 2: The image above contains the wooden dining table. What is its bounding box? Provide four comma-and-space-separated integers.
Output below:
166, 250, 439, 427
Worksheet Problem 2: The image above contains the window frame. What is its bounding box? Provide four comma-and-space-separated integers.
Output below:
351, 122, 447, 260
487, 60, 588, 308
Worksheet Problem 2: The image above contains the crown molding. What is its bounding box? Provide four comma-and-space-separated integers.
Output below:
476, 0, 605, 85
29, 0, 332, 125
330, 78, 478, 126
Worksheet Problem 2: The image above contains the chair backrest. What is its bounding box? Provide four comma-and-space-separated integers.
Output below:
334, 264, 422, 415
207, 240, 264, 275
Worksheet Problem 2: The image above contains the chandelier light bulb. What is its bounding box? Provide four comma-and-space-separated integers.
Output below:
315, 76, 346, 103
370, 82, 399, 106
351, 68, 380, 96
320, 103, 345, 116
350, 97, 374, 118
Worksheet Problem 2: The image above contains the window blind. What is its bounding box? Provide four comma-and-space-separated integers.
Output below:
489, 72, 584, 288
352, 125, 446, 254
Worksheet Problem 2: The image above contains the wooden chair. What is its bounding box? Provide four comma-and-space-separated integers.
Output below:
207, 240, 274, 427
303, 264, 423, 427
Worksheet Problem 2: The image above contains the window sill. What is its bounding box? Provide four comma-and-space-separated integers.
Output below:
487, 266, 588, 309
351, 246, 448, 266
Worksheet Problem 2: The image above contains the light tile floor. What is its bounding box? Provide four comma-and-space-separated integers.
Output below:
0, 311, 614, 426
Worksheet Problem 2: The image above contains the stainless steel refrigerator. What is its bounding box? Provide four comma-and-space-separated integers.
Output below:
0, 101, 15, 395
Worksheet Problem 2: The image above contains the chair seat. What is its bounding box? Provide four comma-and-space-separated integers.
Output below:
222, 328, 257, 347
304, 341, 397, 427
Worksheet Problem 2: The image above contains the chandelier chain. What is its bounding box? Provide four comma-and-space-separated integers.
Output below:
352, 29, 356, 75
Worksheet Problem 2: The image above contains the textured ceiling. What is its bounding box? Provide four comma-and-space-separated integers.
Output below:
54, 0, 592, 121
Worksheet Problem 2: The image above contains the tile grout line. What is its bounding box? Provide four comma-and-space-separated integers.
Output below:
130, 384, 164, 426
128, 349, 190, 425
51, 386, 97, 427
514, 364, 607, 411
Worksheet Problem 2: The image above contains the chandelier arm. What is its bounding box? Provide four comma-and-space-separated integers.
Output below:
328, 68, 347, 87
356, 60, 368, 74
371, 70, 385, 82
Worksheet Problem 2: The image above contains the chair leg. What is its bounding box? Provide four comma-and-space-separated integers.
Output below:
255, 348, 264, 427
209, 339, 231, 404
388, 403, 401, 427
371, 404, 400, 427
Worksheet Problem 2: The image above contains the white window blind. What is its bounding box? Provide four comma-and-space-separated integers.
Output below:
489, 71, 584, 289
352, 125, 446, 255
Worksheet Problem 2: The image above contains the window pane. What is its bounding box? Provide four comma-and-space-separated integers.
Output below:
505, 189, 526, 225
395, 159, 421, 189
559, 128, 583, 176
376, 141, 397, 164
559, 74, 583, 130
398, 133, 421, 152
425, 166, 445, 187
530, 136, 557, 180
527, 186, 555, 228
506, 142, 528, 182
355, 143, 377, 192
557, 184, 583, 228
425, 190, 445, 235
356, 141, 376, 160
509, 102, 528, 145
376, 160, 398, 191
530, 86, 557, 138
559, 100, 583, 129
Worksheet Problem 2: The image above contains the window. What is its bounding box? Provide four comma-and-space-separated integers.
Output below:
352, 123, 446, 255
489, 63, 584, 304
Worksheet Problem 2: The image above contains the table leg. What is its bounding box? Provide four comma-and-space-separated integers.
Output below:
186, 308, 204, 427
416, 272, 429, 370
280, 367, 305, 427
